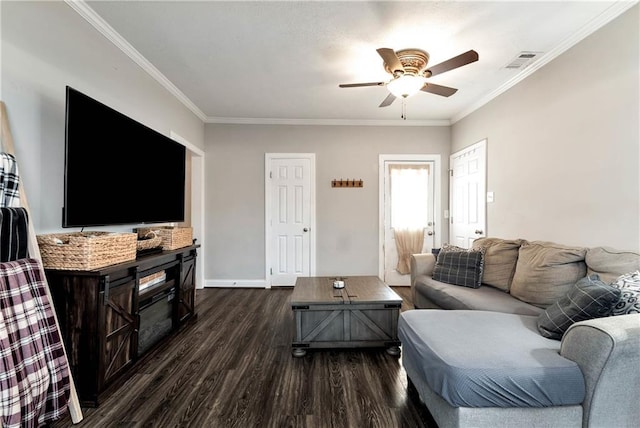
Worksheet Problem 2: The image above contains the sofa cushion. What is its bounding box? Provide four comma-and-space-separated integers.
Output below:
586, 247, 640, 284
510, 241, 587, 308
610, 271, 640, 316
472, 237, 524, 292
432, 246, 485, 288
537, 274, 621, 340
414, 275, 543, 315
398, 310, 586, 408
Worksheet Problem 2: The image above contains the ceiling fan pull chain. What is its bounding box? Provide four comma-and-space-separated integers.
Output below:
401, 99, 407, 120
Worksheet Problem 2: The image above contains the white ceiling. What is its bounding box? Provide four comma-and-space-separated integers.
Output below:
80, 0, 633, 125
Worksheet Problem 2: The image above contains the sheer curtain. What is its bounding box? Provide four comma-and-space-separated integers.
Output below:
390, 164, 429, 274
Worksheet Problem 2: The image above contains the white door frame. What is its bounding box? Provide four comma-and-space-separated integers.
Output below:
265, 153, 316, 288
170, 131, 205, 289
378, 154, 442, 280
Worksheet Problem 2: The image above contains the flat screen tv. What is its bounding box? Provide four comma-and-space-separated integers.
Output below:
63, 86, 186, 227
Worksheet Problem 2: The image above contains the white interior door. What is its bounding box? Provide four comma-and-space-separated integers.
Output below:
380, 157, 437, 286
449, 140, 487, 248
266, 155, 315, 287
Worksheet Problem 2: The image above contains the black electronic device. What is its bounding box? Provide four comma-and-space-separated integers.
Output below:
63, 86, 186, 227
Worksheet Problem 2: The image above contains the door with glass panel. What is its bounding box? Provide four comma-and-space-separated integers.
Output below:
382, 159, 436, 286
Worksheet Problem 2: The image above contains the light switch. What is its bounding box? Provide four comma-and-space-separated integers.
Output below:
487, 192, 495, 203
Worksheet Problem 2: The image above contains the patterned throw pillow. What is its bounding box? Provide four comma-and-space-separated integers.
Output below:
537, 274, 621, 340
432, 246, 485, 288
610, 271, 640, 316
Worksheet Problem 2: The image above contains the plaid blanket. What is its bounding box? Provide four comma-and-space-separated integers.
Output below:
0, 207, 29, 263
0, 153, 20, 208
0, 259, 70, 427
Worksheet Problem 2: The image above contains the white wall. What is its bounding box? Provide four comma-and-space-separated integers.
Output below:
205, 124, 450, 281
1, 1, 204, 233
451, 5, 639, 251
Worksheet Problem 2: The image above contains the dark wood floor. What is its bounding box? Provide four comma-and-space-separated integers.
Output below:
54, 286, 436, 427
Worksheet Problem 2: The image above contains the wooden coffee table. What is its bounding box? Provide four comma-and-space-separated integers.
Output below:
290, 276, 402, 357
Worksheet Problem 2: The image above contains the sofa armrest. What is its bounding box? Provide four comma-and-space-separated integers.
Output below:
560, 313, 640, 428
410, 253, 436, 286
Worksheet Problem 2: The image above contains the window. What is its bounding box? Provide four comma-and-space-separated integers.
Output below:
390, 163, 430, 229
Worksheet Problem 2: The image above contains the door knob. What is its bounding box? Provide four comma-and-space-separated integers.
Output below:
474, 230, 484, 235
427, 231, 434, 236
303, 228, 309, 232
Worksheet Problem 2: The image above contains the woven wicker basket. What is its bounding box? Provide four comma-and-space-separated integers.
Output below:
37, 232, 137, 270
136, 231, 163, 252
137, 226, 193, 250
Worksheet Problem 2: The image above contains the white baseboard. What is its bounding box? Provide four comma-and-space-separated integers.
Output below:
204, 279, 267, 288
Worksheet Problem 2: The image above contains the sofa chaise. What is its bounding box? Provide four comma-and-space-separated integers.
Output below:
399, 238, 640, 428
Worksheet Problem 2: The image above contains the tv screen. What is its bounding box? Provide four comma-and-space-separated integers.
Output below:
63, 86, 186, 227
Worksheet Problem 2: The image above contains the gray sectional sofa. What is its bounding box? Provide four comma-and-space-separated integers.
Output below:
399, 238, 640, 428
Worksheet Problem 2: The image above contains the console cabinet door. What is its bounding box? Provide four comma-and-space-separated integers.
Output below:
178, 256, 196, 323
46, 274, 102, 405
100, 280, 137, 388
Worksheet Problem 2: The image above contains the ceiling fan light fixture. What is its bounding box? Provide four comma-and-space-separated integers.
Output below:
386, 75, 426, 98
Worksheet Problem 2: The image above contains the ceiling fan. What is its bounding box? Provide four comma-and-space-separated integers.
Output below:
339, 48, 479, 108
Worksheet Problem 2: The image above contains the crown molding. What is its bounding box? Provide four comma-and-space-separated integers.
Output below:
64, 0, 207, 122
65, 0, 446, 127
451, 0, 638, 124
67, 0, 636, 128
205, 116, 450, 127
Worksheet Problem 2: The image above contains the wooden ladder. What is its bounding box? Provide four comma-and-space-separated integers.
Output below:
0, 101, 83, 423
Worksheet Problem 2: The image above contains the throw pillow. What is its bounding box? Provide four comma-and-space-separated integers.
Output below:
433, 246, 485, 288
440, 243, 467, 252
537, 274, 621, 340
472, 237, 524, 292
510, 241, 587, 308
610, 271, 640, 316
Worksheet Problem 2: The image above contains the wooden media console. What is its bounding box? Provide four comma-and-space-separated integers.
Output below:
45, 245, 199, 406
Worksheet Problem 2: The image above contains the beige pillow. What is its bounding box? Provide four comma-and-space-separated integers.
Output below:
586, 247, 640, 284
472, 237, 525, 292
510, 241, 587, 308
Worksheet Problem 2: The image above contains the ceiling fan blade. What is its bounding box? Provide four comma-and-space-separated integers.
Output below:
379, 93, 396, 107
339, 82, 385, 88
425, 50, 479, 77
421, 83, 458, 97
377, 48, 405, 74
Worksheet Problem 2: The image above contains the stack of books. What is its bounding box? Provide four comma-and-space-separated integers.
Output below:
139, 271, 166, 292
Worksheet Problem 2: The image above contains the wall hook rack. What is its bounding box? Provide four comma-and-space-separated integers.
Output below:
332, 179, 363, 188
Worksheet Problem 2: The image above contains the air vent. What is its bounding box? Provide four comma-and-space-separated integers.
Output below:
504, 51, 543, 69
